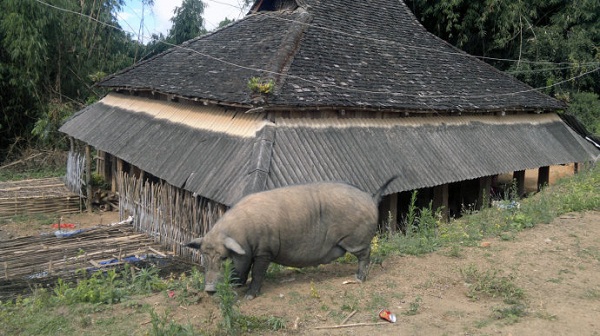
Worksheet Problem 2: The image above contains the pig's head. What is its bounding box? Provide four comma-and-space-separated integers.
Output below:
186, 234, 245, 293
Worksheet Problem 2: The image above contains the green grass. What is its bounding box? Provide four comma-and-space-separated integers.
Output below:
0, 166, 65, 182
0, 266, 201, 335
460, 264, 524, 304
393, 164, 600, 257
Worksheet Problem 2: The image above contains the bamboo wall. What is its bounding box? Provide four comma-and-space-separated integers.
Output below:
117, 172, 226, 263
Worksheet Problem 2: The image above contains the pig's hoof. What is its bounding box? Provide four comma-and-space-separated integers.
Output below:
244, 294, 256, 300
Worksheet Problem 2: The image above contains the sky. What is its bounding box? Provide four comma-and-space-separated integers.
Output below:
118, 0, 250, 42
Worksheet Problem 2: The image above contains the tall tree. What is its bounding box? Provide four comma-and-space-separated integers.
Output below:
168, 0, 207, 45
404, 0, 600, 133
0, 0, 138, 161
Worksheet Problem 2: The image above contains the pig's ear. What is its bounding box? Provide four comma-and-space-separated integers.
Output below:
224, 237, 246, 255
186, 237, 203, 249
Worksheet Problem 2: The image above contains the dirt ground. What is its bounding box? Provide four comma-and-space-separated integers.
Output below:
138, 210, 596, 336
1, 165, 598, 335
0, 210, 121, 240
2, 210, 599, 335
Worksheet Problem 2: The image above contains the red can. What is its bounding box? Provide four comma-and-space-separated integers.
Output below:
379, 309, 397, 323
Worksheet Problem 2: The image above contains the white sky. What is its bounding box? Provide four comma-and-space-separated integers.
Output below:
118, 0, 250, 42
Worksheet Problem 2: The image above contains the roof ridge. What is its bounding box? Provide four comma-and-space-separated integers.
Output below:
261, 8, 313, 103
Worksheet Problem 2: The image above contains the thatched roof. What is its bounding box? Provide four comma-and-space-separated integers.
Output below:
98, 0, 564, 113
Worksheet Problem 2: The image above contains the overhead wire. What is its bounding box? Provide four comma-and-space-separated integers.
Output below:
269, 15, 600, 67
33, 0, 600, 102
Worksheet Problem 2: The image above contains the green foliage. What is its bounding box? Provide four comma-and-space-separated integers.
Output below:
148, 309, 199, 336
214, 260, 286, 334
169, 0, 207, 45
218, 17, 235, 28
91, 172, 110, 189
567, 92, 600, 135
372, 164, 599, 265
373, 192, 443, 258
0, 288, 75, 335
31, 101, 74, 146
0, 265, 208, 335
405, 0, 600, 123
126, 265, 168, 294
247, 77, 275, 94
216, 260, 242, 335
0, 166, 65, 182
0, 0, 137, 161
53, 269, 126, 304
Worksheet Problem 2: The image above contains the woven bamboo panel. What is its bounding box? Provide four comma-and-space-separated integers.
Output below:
0, 178, 82, 219
0, 223, 179, 301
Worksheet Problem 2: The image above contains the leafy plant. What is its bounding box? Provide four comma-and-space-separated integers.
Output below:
148, 308, 198, 336
127, 265, 167, 294
247, 77, 274, 94
52, 269, 126, 304
215, 260, 241, 335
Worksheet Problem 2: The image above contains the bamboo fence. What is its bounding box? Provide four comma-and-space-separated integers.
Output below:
0, 178, 81, 219
118, 172, 226, 263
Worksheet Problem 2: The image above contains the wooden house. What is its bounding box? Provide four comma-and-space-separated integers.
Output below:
60, 0, 599, 260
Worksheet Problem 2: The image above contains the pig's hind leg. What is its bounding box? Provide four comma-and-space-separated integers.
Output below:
352, 246, 371, 282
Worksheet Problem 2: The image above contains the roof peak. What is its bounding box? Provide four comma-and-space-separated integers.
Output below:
250, 0, 300, 13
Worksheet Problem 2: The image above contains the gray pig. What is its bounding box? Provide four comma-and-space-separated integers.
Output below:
187, 176, 398, 299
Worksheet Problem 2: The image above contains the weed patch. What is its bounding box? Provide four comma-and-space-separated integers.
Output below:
461, 264, 524, 305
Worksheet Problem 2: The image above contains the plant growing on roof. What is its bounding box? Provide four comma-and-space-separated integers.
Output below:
247, 77, 274, 95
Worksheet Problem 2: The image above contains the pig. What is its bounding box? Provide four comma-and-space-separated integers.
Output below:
186, 176, 398, 299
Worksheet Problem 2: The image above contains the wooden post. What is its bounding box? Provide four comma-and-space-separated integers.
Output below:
538, 166, 550, 192
85, 145, 93, 213
433, 184, 449, 221
478, 176, 492, 209
111, 154, 117, 193
513, 170, 526, 197
388, 193, 398, 232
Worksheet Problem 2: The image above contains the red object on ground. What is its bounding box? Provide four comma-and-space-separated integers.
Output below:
51, 223, 76, 229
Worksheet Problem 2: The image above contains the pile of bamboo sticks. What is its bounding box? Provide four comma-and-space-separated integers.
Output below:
0, 224, 171, 282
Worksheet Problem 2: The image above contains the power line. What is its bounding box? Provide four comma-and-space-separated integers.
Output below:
270, 15, 600, 67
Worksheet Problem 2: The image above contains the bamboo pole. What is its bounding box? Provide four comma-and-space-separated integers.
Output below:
315, 322, 392, 330
85, 145, 92, 213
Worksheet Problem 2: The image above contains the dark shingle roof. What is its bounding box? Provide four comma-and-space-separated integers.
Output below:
99, 0, 564, 112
